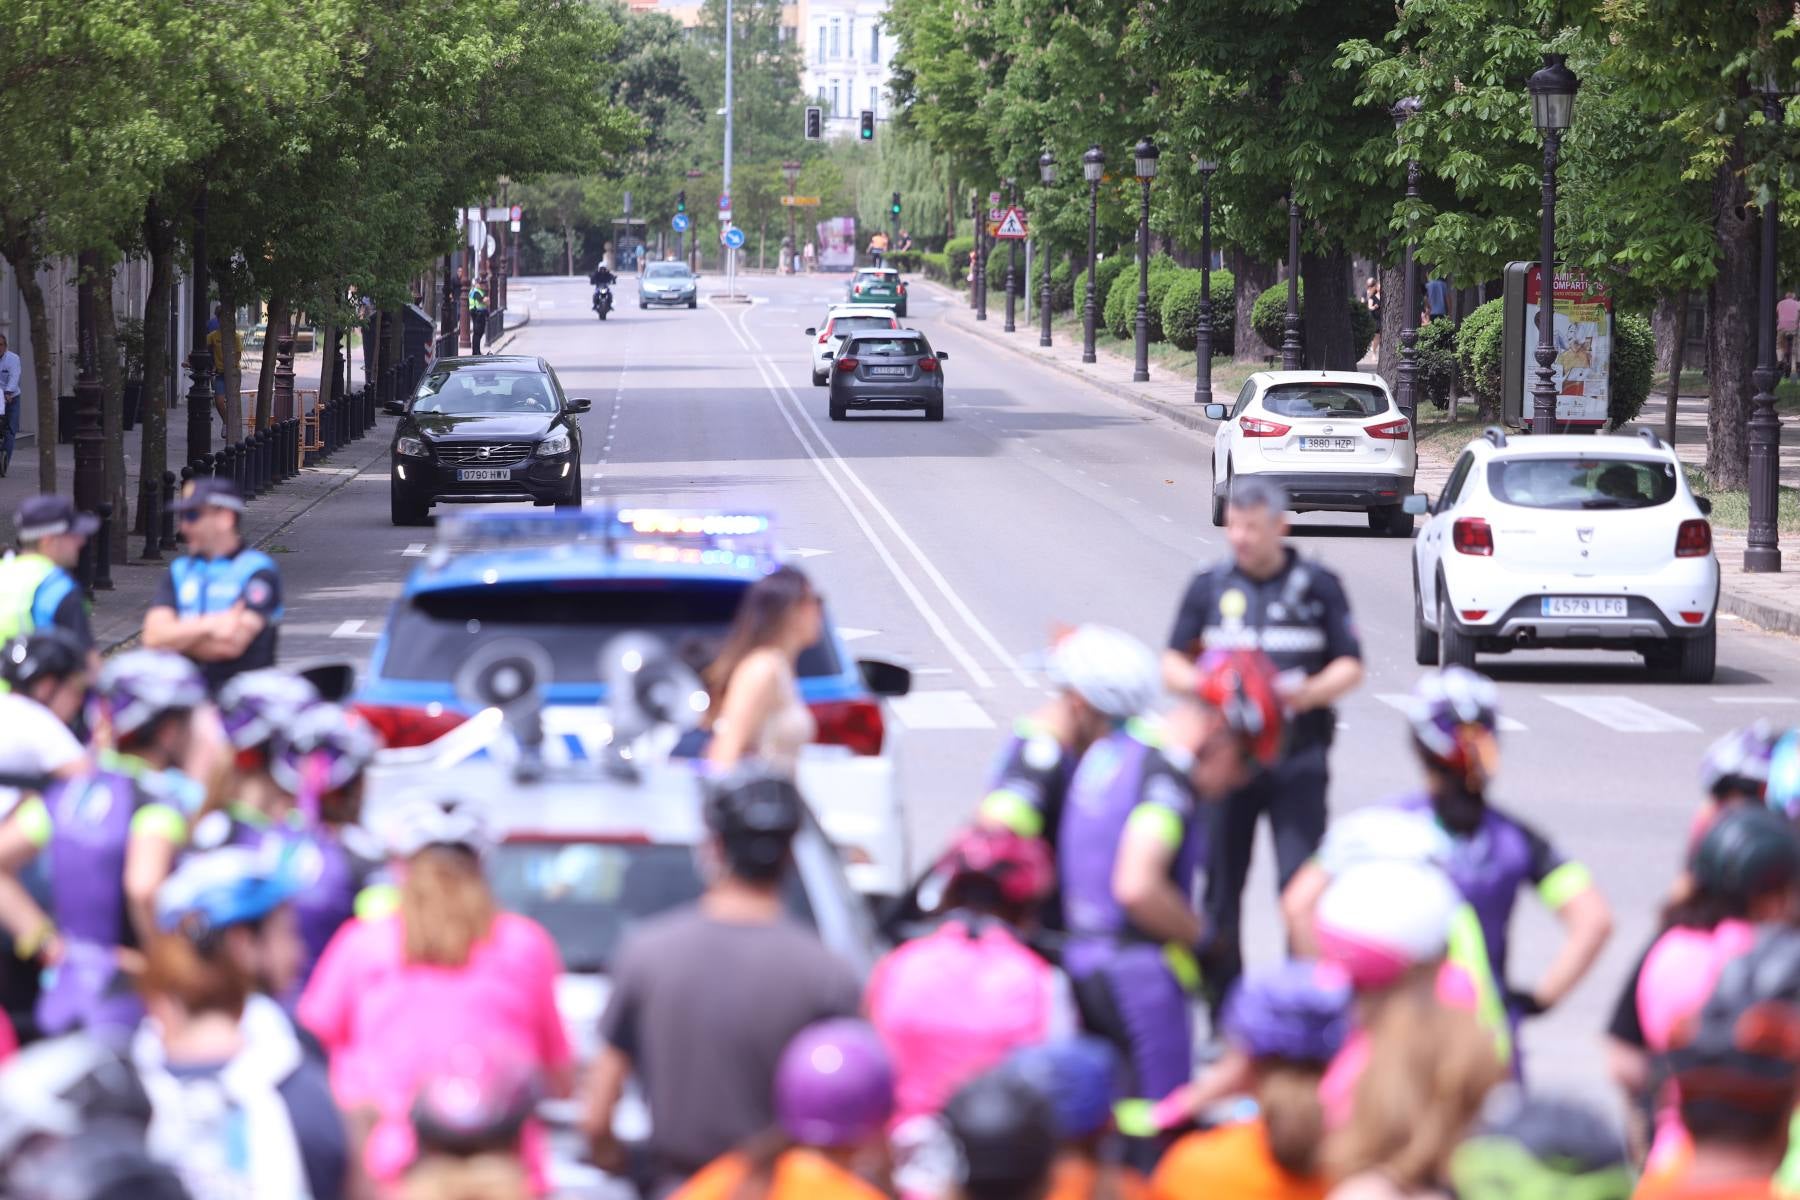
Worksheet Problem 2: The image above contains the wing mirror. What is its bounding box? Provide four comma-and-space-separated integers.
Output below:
295, 660, 357, 702
936, 350, 949, 360
384, 400, 407, 415
1203, 403, 1228, 420
1402, 493, 1431, 515
856, 658, 912, 698
566, 397, 592, 413
1695, 495, 1714, 516
804, 327, 817, 337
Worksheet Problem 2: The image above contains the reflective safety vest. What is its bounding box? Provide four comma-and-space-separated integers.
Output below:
468, 287, 488, 313
167, 549, 283, 623
0, 553, 75, 645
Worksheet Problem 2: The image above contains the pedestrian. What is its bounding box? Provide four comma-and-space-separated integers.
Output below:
142, 477, 282, 693
702, 565, 822, 774
0, 333, 20, 478
206, 304, 243, 436
1162, 476, 1364, 1004
1779, 291, 1799, 377
804, 241, 816, 273
468, 280, 490, 355
1426, 276, 1449, 323
0, 495, 97, 653
898, 229, 914, 253
579, 767, 862, 1195
1364, 279, 1382, 357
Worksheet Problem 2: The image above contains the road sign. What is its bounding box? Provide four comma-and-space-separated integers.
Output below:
724, 226, 747, 249
779, 196, 822, 207
672, 213, 691, 232
719, 210, 732, 224
686, 169, 704, 180
510, 204, 522, 221
718, 193, 731, 211
993, 207, 1029, 240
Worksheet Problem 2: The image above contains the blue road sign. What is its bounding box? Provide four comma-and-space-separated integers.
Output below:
724, 226, 747, 249
672, 213, 691, 232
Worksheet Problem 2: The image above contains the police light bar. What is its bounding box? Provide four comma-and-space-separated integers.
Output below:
432, 508, 778, 565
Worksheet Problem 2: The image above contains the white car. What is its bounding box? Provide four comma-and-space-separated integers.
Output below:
1406, 427, 1720, 681
805, 305, 901, 386
1204, 370, 1417, 536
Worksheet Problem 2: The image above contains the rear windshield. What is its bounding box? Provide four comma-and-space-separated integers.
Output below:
381, 581, 844, 682
1488, 457, 1678, 510
1260, 384, 1391, 419
848, 336, 926, 356
829, 316, 895, 337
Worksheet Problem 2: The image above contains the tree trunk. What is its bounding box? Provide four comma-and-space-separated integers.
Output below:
217, 271, 243, 437
317, 316, 337, 414
93, 264, 128, 559
1664, 289, 1689, 448
1375, 245, 1405, 395
564, 225, 574, 277
1706, 145, 1757, 489
139, 200, 174, 532
1653, 293, 1683, 377
1301, 245, 1355, 370
1231, 249, 1276, 363
256, 291, 287, 432
5, 238, 57, 493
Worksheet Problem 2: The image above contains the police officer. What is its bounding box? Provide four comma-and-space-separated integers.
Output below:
141, 478, 282, 692
0, 496, 96, 653
1161, 477, 1364, 1001
468, 278, 490, 354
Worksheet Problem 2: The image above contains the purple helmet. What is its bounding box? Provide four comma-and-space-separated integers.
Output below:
268, 703, 381, 797
217, 670, 319, 753
410, 1049, 539, 1156
774, 1019, 895, 1147
1700, 722, 1779, 802
1407, 667, 1499, 774
98, 651, 207, 739
1222, 960, 1354, 1064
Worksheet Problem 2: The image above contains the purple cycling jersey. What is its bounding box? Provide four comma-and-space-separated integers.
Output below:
981, 718, 1078, 844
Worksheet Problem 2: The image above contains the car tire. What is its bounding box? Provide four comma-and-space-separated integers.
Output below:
925, 400, 944, 421
638, 301, 646, 310
390, 482, 429, 527
1437, 586, 1477, 669
1413, 571, 1439, 666
1669, 626, 1718, 684
812, 371, 828, 387
898, 305, 908, 319
1369, 506, 1414, 538
829, 399, 846, 420
1211, 462, 1230, 528
688, 298, 698, 309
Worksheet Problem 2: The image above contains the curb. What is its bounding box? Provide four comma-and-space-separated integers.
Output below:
1720, 589, 1800, 638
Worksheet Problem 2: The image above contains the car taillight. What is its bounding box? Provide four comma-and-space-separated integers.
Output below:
898, 282, 907, 294
1239, 417, 1291, 437
1366, 418, 1411, 440
350, 703, 467, 749
1452, 517, 1494, 556
835, 357, 858, 371
811, 700, 884, 756
853, 283, 864, 294
917, 357, 939, 372
1676, 519, 1712, 557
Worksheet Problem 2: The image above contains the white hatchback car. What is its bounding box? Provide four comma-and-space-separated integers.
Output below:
1205, 370, 1417, 536
1406, 427, 1720, 681
805, 305, 901, 386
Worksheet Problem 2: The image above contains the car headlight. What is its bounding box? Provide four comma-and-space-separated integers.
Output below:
395, 436, 428, 457
538, 430, 572, 456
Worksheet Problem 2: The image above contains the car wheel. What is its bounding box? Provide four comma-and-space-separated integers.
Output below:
638, 301, 646, 310
1413, 570, 1439, 666
925, 400, 944, 421
898, 305, 908, 319
1211, 462, 1230, 528
812, 370, 827, 387
1437, 586, 1476, 669
1370, 506, 1414, 538
390, 482, 429, 527
1655, 626, 1717, 684
688, 298, 698, 309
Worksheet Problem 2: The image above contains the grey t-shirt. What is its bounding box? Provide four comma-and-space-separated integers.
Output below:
600, 907, 862, 1176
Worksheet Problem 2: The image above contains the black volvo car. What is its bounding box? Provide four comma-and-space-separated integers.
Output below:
387, 355, 588, 525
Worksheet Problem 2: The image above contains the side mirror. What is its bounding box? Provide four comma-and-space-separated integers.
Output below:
295, 661, 357, 703
936, 350, 950, 361
566, 397, 592, 413
857, 658, 912, 698
1203, 403, 1228, 420
384, 400, 406, 415
1402, 493, 1431, 515
1695, 495, 1714, 516
822, 352, 834, 361
804, 327, 817, 337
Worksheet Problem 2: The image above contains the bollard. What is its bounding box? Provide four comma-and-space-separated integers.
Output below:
164, 471, 182, 550
142, 480, 162, 561
225, 442, 241, 498
241, 437, 257, 499
76, 533, 96, 599
285, 419, 297, 479
94, 503, 114, 591
255, 430, 270, 494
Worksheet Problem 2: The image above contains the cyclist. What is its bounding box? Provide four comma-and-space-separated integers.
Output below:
1008, 1038, 1147, 1200
1446, 1092, 1633, 1200
942, 1068, 1061, 1200
403, 1055, 540, 1200
1769, 728, 1800, 823
0, 630, 93, 808
0, 495, 97, 653
0, 651, 203, 1036
193, 669, 319, 847
675, 1019, 896, 1200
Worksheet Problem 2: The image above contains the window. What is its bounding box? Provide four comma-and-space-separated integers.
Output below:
847, 19, 854, 55
1258, 384, 1391, 419
830, 18, 840, 57
1229, 381, 1257, 418
830, 83, 840, 117
846, 336, 928, 357
1488, 457, 1677, 510
817, 84, 827, 103
1441, 452, 1476, 510
816, 25, 825, 63
870, 86, 879, 117
870, 26, 880, 62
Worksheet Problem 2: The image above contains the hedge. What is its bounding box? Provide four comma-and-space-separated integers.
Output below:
1104, 254, 1179, 340
919, 252, 952, 284
1162, 268, 1236, 357
885, 250, 923, 274
1050, 257, 1075, 312
944, 236, 975, 281
1415, 319, 1458, 411
1455, 299, 1506, 411
1249, 282, 1377, 363
1609, 313, 1655, 429
1072, 255, 1128, 321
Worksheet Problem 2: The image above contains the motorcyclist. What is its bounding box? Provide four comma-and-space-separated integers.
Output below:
589, 261, 617, 316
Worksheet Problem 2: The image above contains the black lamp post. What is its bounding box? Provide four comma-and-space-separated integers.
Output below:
1194, 159, 1219, 405
1527, 53, 1578, 435
186, 186, 213, 465
1747, 72, 1785, 572
1082, 145, 1104, 364
1392, 96, 1423, 429
1038, 151, 1056, 347
1132, 137, 1160, 382
973, 190, 988, 322
1281, 192, 1303, 370
1004, 177, 1018, 333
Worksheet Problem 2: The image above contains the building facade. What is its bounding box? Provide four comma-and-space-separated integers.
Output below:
796, 0, 892, 137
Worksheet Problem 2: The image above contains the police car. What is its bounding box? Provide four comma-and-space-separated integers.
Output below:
350, 509, 914, 896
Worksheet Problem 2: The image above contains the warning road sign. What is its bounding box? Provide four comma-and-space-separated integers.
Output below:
993, 207, 1029, 240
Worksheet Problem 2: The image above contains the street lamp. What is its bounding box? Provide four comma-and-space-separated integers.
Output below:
1281, 192, 1303, 370
972, 190, 987, 322
782, 160, 802, 275
1392, 96, 1423, 430
1132, 137, 1160, 382
1194, 159, 1219, 405
1527, 52, 1578, 435
187, 186, 213, 466
1004, 176, 1018, 333
1038, 150, 1056, 347
1747, 72, 1785, 572
1082, 145, 1104, 363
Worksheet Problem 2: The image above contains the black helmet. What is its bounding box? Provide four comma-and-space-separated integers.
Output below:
1, 629, 87, 692
703, 765, 802, 883
1664, 927, 1800, 1118
1449, 1088, 1632, 1200
5, 1122, 190, 1200
942, 1069, 1058, 1198
1691, 806, 1800, 904
0, 1035, 154, 1164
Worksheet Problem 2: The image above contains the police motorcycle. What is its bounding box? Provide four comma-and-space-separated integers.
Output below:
590, 268, 616, 321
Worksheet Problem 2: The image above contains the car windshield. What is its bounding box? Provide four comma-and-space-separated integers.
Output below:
411, 370, 556, 415
1260, 384, 1390, 419
1488, 457, 1678, 510
848, 337, 926, 357
645, 264, 690, 279
829, 316, 895, 337
488, 842, 814, 972
381, 580, 844, 682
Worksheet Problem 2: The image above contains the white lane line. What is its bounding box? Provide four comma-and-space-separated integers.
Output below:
1713, 696, 1798, 705
890, 690, 997, 731
789, 547, 832, 559
330, 620, 380, 639
837, 627, 880, 641
401, 543, 427, 557
1544, 695, 1701, 734
1374, 693, 1527, 732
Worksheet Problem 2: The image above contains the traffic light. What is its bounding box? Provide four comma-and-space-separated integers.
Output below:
860, 110, 875, 141
804, 106, 823, 141
890, 191, 902, 217
677, 190, 686, 214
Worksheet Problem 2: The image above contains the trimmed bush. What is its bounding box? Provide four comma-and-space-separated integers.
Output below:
1414, 319, 1459, 410
1250, 282, 1377, 363
886, 250, 923, 274
1162, 268, 1237, 356
1050, 258, 1075, 313
945, 235, 974, 272
1609, 313, 1656, 429
919, 252, 951, 284
1104, 254, 1179, 340
1455, 298, 1506, 411
1073, 254, 1129, 321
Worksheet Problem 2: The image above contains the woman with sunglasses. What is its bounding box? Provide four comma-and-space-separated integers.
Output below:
703, 566, 823, 775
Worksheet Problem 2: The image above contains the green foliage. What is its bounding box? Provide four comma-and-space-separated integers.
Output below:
1414, 319, 1459, 411
1349, 301, 1377, 363
919, 252, 952, 283
1050, 258, 1075, 312
1103, 254, 1177, 339
1251, 282, 1376, 362
1073, 254, 1129, 325
1609, 314, 1656, 429
1162, 269, 1237, 356
1456, 299, 1507, 410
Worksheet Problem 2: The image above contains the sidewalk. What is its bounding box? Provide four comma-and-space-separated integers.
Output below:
920, 278, 1800, 639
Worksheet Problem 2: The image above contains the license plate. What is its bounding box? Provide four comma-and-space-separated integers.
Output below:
1541, 596, 1627, 617
1299, 436, 1357, 451
457, 468, 511, 482
869, 366, 907, 375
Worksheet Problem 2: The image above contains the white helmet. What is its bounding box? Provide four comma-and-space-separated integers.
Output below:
1046, 625, 1161, 720
1315, 807, 1454, 876
1315, 860, 1461, 991
383, 794, 492, 860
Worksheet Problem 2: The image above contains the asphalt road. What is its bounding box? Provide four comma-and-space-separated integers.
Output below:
270, 269, 1800, 1104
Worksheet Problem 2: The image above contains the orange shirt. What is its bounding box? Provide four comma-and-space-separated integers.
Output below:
1151, 1120, 1327, 1200
674, 1149, 887, 1200
1049, 1156, 1152, 1200
1634, 1169, 1777, 1200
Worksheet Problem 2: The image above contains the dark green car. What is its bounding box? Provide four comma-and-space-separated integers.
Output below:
846, 267, 907, 317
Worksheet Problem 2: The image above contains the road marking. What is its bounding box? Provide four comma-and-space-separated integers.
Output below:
837, 627, 879, 642
330, 620, 380, 639
401, 543, 427, 557
1374, 693, 1527, 732
789, 547, 831, 559
1713, 696, 1798, 705
538, 300, 557, 309
1544, 695, 1701, 734
889, 690, 996, 731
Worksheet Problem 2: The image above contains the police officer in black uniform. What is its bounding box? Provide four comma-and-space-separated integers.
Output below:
1162, 477, 1364, 1003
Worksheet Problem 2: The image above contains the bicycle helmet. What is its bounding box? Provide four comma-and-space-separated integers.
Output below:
924, 826, 1054, 914
1314, 859, 1461, 990
702, 764, 802, 883
1449, 1088, 1632, 1200
410, 1051, 540, 1157
774, 1019, 896, 1147
1690, 805, 1800, 904
1700, 722, 1779, 803
1768, 728, 1800, 821
4, 1122, 189, 1200
383, 794, 492, 860
1314, 806, 1454, 876
0, 629, 87, 692
268, 703, 381, 798
0, 1035, 153, 1163
942, 1068, 1059, 1194
98, 651, 206, 740
1408, 667, 1501, 787
1194, 648, 1285, 767
1664, 926, 1800, 1116
1006, 1038, 1118, 1140
1222, 960, 1354, 1065
216, 670, 319, 754
1046, 625, 1161, 721
155, 844, 304, 942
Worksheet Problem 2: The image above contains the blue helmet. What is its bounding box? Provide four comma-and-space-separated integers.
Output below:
1222, 960, 1354, 1064
155, 844, 303, 940
1006, 1037, 1118, 1140
1768, 728, 1800, 820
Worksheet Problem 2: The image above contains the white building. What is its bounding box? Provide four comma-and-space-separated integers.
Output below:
796, 0, 893, 138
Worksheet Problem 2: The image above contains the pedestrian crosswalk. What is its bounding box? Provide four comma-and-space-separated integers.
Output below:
1354, 688, 1779, 738
1544, 694, 1701, 734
